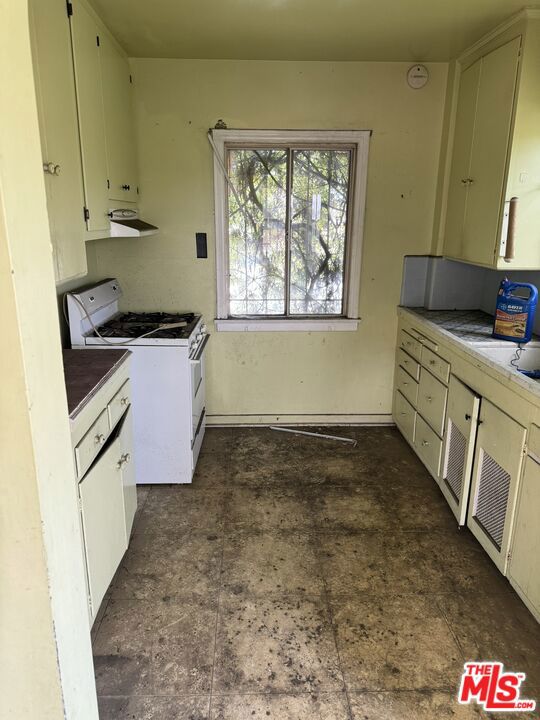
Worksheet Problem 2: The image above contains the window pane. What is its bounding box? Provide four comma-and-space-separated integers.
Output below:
227, 148, 287, 316
289, 149, 351, 315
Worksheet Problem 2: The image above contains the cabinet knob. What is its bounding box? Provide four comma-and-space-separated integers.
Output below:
426, 395, 433, 402
421, 440, 429, 447
43, 162, 61, 176
94, 433, 106, 445
465, 413, 471, 421
429, 359, 436, 366
117, 452, 131, 468
120, 396, 129, 406
121, 184, 131, 191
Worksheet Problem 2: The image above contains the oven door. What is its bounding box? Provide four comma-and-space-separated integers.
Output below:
190, 334, 209, 445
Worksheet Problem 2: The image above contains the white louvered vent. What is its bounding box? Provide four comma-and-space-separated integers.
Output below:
474, 452, 510, 549
444, 420, 466, 502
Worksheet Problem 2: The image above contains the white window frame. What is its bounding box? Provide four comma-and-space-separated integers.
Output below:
211, 129, 370, 332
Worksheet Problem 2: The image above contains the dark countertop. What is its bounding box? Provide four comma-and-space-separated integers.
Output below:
404, 307, 540, 345
63, 349, 130, 419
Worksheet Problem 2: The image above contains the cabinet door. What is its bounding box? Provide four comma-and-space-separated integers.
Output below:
440, 376, 480, 526
467, 399, 526, 573
444, 59, 480, 261
99, 32, 138, 203
509, 453, 540, 621
30, 0, 87, 282
463, 37, 521, 266
79, 436, 128, 620
118, 408, 137, 538
70, 1, 110, 232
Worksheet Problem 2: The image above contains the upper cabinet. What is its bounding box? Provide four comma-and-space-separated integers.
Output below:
70, 0, 139, 233
443, 13, 540, 269
30, 0, 140, 281
30, 0, 87, 282
70, 1, 110, 233
99, 33, 139, 204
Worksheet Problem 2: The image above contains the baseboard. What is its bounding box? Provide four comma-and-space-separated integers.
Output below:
206, 413, 394, 427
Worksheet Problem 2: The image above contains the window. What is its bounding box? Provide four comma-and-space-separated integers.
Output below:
212, 130, 370, 331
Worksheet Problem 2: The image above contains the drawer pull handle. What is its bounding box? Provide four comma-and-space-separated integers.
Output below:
403, 381, 408, 386
117, 452, 131, 469
94, 433, 106, 445
120, 396, 129, 406
421, 440, 429, 447
429, 360, 436, 366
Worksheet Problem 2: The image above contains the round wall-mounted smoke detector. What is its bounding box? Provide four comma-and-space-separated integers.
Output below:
407, 64, 429, 89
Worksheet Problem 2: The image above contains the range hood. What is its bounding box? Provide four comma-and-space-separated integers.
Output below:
109, 208, 158, 238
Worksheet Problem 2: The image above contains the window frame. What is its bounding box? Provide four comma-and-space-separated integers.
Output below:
212, 129, 370, 331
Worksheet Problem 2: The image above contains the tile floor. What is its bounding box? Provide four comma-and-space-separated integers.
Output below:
92, 426, 540, 719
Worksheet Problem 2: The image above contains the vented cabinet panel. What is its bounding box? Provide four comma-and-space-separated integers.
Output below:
467, 399, 526, 573
475, 452, 510, 548
440, 375, 480, 525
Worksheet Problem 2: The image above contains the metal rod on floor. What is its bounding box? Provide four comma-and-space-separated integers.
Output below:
269, 426, 357, 446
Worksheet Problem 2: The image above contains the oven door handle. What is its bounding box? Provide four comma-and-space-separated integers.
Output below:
190, 333, 210, 362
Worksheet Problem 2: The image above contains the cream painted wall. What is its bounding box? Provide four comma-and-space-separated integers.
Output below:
0, 2, 98, 716
92, 59, 448, 423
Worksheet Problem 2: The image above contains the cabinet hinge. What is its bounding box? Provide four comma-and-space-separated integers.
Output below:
66, 1, 73, 17
96, 35, 100, 47
83, 206, 90, 221
507, 549, 512, 563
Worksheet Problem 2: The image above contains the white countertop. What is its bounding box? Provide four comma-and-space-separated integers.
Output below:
399, 307, 540, 406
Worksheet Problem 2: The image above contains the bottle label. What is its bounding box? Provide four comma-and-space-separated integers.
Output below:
494, 309, 528, 338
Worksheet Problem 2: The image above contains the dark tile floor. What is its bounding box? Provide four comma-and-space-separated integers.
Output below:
92, 426, 540, 720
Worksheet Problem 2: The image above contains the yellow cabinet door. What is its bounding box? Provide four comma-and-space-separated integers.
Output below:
79, 435, 128, 620
467, 399, 526, 573
509, 453, 540, 621
463, 37, 521, 266
30, 0, 87, 282
444, 59, 480, 261
440, 376, 480, 526
99, 32, 138, 204
70, 0, 110, 232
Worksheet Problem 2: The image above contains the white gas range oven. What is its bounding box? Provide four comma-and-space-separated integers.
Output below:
66, 279, 209, 484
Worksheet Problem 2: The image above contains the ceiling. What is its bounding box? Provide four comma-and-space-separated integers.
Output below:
90, 0, 530, 62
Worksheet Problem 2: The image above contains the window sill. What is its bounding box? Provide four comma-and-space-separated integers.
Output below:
215, 318, 360, 332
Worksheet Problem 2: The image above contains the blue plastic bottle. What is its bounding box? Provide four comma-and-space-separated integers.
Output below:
492, 278, 538, 343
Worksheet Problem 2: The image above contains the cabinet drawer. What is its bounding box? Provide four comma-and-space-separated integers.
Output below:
417, 369, 448, 437
399, 330, 422, 362
396, 365, 418, 407
415, 414, 443, 479
394, 390, 416, 445
108, 379, 131, 429
398, 348, 420, 381
528, 423, 540, 460
421, 347, 450, 384
75, 409, 109, 479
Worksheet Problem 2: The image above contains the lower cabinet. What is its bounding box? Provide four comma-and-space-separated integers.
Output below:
394, 317, 540, 623
509, 452, 540, 621
414, 415, 443, 479
79, 428, 128, 620
467, 399, 526, 574
439, 376, 480, 526
119, 408, 137, 538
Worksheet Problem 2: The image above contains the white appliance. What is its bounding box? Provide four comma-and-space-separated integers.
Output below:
66, 279, 209, 484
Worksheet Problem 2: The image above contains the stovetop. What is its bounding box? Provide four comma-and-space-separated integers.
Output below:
95, 312, 201, 339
